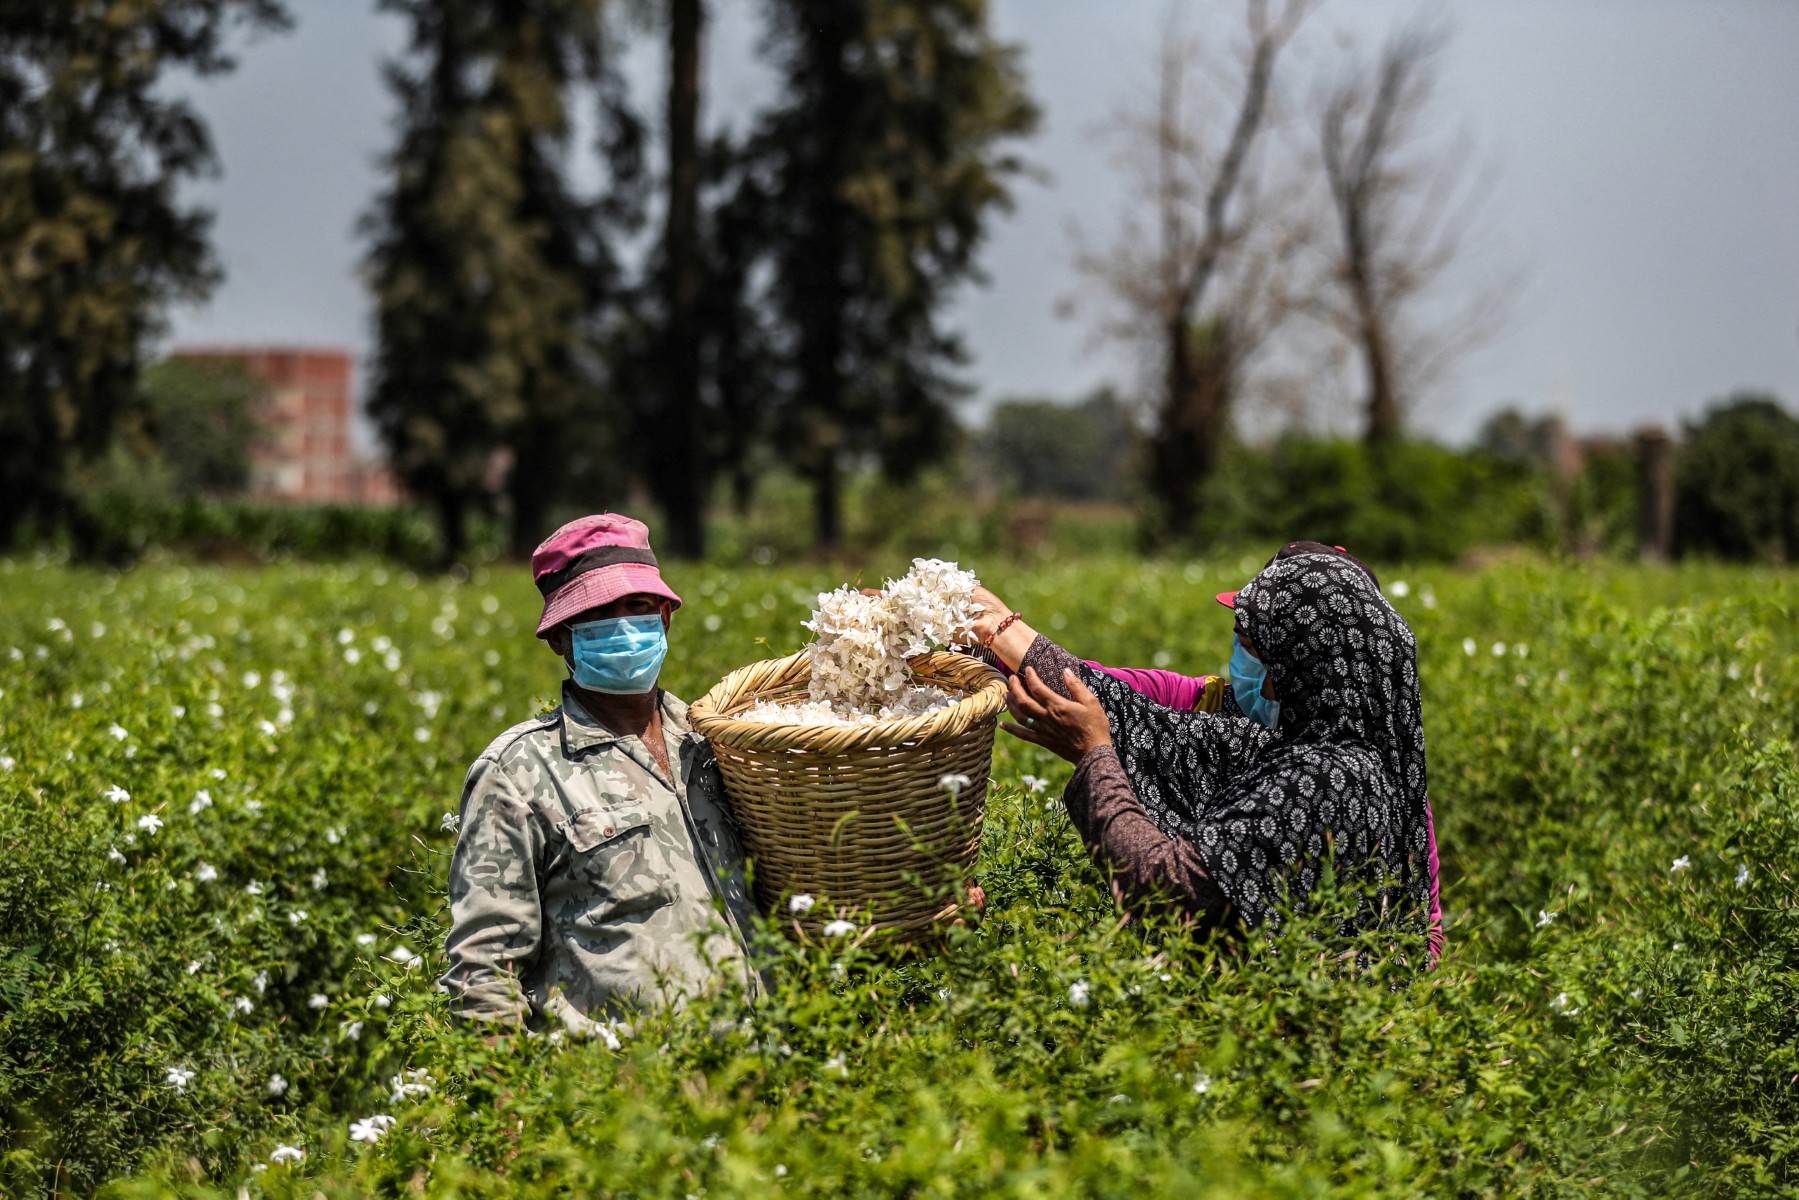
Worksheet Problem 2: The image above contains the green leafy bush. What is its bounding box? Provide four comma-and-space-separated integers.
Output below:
0, 554, 1794, 1196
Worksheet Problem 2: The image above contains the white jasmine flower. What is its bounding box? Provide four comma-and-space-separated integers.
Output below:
0, 755, 13, 771
189, 789, 213, 814
288, 910, 308, 926
343, 647, 362, 665
412, 726, 429, 743
1549, 992, 1578, 1014
823, 1053, 848, 1079
388, 945, 423, 969
104, 784, 130, 804
774, 1164, 788, 1178
1192, 1072, 1212, 1094
70, 692, 84, 708
1462, 638, 1477, 657
325, 826, 343, 844
1735, 863, 1752, 889
165, 1065, 195, 1091
108, 723, 129, 741
939, 773, 972, 796
1630, 987, 1643, 1000
1387, 580, 1410, 598
266, 1073, 289, 1097
1536, 910, 1557, 928
1491, 642, 1507, 657
108, 846, 127, 864
206, 702, 224, 719
253, 969, 269, 994
348, 1114, 395, 1144
243, 799, 263, 815
389, 1068, 433, 1102
937, 987, 952, 1001
374, 993, 392, 1008
258, 719, 277, 737
136, 813, 164, 835
242, 671, 261, 690
1068, 979, 1091, 1008
547, 1029, 566, 1046
821, 919, 857, 938
187, 959, 202, 975
343, 1019, 365, 1041
355, 933, 378, 947
245, 880, 263, 895
307, 993, 328, 1010
1670, 856, 1691, 873
788, 893, 816, 915
439, 811, 459, 832
234, 997, 254, 1014
337, 628, 355, 646
269, 1144, 303, 1165
1021, 774, 1048, 794
211, 767, 227, 780
311, 868, 328, 890
195, 862, 218, 882
171, 705, 185, 719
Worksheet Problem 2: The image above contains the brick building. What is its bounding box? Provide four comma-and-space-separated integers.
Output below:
171, 346, 400, 505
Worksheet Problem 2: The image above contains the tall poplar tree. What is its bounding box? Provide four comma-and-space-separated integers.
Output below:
0, 0, 288, 551
742, 0, 1037, 549
364, 0, 640, 561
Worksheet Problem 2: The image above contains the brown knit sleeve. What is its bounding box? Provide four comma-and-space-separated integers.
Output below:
1018, 634, 1082, 696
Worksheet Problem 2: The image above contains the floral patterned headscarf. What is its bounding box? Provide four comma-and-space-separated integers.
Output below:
1075, 552, 1431, 934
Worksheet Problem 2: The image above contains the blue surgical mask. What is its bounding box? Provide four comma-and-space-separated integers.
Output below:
1230, 637, 1282, 731
568, 614, 668, 694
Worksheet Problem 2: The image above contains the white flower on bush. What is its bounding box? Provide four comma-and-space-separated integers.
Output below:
195, 862, 218, 883
1461, 638, 1477, 657
0, 755, 14, 771
439, 811, 460, 833
939, 773, 972, 797
389, 1068, 433, 1102
344, 647, 362, 665
387, 945, 424, 969
245, 881, 263, 896
258, 719, 277, 737
234, 996, 255, 1015
355, 933, 377, 947
108, 723, 129, 741
1068, 979, 1091, 1008
823, 1053, 848, 1079
165, 1065, 195, 1091
821, 919, 857, 938
788, 893, 816, 915
348, 1114, 395, 1144
243, 671, 261, 690
374, 993, 393, 1008
266, 1073, 289, 1097
104, 784, 130, 804
186, 959, 202, 975
211, 767, 227, 781
288, 910, 308, 926
1491, 642, 1507, 657
1387, 580, 1410, 598
1670, 856, 1690, 873
268, 1144, 303, 1165
136, 813, 163, 835
1536, 910, 1557, 929
311, 868, 328, 890
343, 1019, 366, 1041
1192, 1072, 1212, 1095
108, 846, 127, 865
1549, 992, 1578, 1015
243, 798, 263, 816
189, 789, 212, 814
307, 993, 329, 1010
1735, 864, 1752, 889
1021, 774, 1048, 795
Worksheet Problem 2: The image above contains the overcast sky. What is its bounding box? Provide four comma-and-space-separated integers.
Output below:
168, 0, 1799, 444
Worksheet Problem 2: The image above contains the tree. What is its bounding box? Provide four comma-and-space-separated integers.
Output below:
978, 391, 1137, 503
1314, 18, 1497, 447
1674, 393, 1799, 563
1073, 1, 1313, 545
140, 357, 265, 497
0, 0, 289, 550
363, 0, 640, 562
739, 0, 1038, 549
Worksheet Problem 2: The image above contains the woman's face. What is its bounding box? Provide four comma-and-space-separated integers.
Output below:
1236, 629, 1277, 700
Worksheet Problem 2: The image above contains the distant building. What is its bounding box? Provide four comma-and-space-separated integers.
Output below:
170, 346, 401, 506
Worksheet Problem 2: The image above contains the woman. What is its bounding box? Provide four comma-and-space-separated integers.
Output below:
972, 546, 1440, 957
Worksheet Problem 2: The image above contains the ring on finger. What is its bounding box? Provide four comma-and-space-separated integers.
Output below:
1023, 715, 1036, 729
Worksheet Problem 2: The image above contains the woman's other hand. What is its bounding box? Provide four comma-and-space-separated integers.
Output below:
968, 585, 1012, 645
1001, 667, 1112, 763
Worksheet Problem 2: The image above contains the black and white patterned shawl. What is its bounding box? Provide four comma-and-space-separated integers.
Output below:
1072, 552, 1431, 933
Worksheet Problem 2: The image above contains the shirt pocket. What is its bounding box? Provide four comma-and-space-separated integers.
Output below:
557, 807, 673, 923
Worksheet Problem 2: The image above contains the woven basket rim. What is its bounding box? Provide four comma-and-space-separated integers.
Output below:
689, 649, 1006, 753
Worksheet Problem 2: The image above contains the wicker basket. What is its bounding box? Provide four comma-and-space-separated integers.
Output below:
688, 650, 1006, 939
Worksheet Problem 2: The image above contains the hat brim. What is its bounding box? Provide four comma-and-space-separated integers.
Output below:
536, 565, 682, 636
1215, 590, 1239, 609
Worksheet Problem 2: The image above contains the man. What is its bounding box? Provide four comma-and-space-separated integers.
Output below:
441, 513, 759, 1035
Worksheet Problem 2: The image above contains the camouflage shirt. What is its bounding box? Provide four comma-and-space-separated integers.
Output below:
441, 682, 760, 1033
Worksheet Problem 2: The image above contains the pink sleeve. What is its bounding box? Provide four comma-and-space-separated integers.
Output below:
1081, 661, 1210, 712
1425, 798, 1445, 968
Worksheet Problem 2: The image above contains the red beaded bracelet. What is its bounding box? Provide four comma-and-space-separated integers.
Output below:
981, 611, 1023, 650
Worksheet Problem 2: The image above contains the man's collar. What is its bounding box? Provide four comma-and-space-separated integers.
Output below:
559, 680, 696, 757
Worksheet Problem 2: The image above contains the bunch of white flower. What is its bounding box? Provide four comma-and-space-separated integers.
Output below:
742, 558, 981, 726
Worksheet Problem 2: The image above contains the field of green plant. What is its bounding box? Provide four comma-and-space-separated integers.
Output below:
2, 550, 1796, 1197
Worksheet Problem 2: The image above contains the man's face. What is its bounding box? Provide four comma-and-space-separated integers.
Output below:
545, 594, 673, 659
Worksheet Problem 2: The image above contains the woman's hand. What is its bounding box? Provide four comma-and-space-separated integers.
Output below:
967, 585, 1013, 646
1000, 667, 1112, 764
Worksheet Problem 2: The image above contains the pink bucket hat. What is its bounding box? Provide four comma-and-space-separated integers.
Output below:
531, 513, 682, 637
